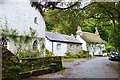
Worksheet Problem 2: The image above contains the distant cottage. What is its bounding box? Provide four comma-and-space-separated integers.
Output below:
0, 0, 45, 56
45, 32, 82, 56
76, 26, 105, 56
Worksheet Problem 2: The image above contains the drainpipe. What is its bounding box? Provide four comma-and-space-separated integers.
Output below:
52, 41, 53, 54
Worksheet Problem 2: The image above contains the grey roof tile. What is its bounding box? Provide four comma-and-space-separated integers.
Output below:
45, 32, 82, 44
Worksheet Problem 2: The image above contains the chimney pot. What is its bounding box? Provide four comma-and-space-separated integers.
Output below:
76, 25, 82, 36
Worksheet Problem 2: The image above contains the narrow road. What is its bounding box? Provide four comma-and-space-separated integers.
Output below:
31, 57, 119, 78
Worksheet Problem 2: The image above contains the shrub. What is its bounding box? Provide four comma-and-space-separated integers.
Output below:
75, 50, 84, 58
65, 52, 72, 56
75, 50, 90, 58
65, 52, 75, 58
106, 46, 115, 52
16, 52, 37, 58
65, 50, 90, 58
46, 49, 54, 56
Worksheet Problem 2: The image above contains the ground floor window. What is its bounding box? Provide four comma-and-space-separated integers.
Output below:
33, 40, 38, 51
57, 43, 61, 50
0, 37, 7, 48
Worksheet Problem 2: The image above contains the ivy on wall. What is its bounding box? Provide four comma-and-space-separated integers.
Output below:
0, 19, 45, 57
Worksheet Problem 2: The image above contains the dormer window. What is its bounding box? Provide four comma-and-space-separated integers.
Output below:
0, 37, 7, 48
34, 17, 38, 24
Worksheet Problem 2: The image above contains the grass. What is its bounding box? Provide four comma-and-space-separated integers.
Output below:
62, 56, 98, 62
62, 57, 87, 62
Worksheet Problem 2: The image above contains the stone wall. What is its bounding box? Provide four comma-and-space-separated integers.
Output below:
1, 45, 20, 79
67, 43, 82, 54
1, 45, 63, 79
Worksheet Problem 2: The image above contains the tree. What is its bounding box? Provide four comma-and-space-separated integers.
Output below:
83, 2, 120, 51
30, 1, 120, 51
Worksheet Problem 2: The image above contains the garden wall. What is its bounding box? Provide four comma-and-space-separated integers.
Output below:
21, 56, 63, 71
1, 45, 63, 79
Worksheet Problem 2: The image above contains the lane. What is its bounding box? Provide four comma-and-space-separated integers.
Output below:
68, 57, 119, 78
31, 57, 119, 78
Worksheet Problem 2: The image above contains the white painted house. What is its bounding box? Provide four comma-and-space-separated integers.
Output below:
45, 32, 82, 56
0, 0, 45, 56
76, 26, 105, 56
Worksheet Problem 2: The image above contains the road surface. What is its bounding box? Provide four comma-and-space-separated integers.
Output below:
30, 57, 120, 78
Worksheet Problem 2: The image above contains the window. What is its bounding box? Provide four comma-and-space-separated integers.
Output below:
77, 44, 79, 47
57, 44, 61, 50
34, 17, 38, 24
0, 37, 7, 48
33, 40, 38, 51
70, 44, 72, 47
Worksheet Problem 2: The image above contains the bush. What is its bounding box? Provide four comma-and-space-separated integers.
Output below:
65, 52, 72, 56
46, 49, 54, 56
65, 52, 75, 58
106, 46, 115, 52
102, 50, 107, 53
75, 50, 84, 58
16, 52, 37, 58
65, 50, 90, 58
75, 50, 90, 58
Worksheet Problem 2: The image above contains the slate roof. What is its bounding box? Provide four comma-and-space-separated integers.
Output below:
80, 32, 105, 44
45, 32, 82, 44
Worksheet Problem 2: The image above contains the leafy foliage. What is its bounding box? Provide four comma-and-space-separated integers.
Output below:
1, 20, 38, 53
65, 50, 90, 58
45, 49, 54, 57
16, 52, 37, 58
44, 2, 120, 52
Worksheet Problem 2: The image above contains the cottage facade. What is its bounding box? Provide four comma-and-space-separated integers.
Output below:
0, 0, 45, 56
76, 26, 105, 56
45, 32, 82, 56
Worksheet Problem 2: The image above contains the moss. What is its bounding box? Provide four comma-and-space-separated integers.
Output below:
2, 45, 62, 79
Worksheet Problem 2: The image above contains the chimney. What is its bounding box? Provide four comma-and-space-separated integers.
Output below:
76, 25, 82, 36
70, 34, 74, 37
55, 29, 58, 33
95, 27, 100, 37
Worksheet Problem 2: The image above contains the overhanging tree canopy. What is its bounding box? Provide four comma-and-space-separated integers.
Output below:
31, 1, 120, 51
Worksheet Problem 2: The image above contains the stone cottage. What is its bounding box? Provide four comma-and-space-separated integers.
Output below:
0, 0, 45, 56
45, 32, 82, 56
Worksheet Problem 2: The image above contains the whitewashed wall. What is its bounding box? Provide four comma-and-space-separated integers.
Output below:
45, 38, 67, 56
0, 1, 45, 38
0, 0, 45, 55
76, 35, 87, 51
87, 43, 105, 56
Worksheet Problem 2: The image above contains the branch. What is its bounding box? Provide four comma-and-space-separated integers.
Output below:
80, 2, 96, 11
53, 2, 78, 10
97, 3, 116, 27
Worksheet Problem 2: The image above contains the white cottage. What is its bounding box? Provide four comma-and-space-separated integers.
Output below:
76, 26, 105, 56
45, 32, 82, 56
0, 0, 45, 56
